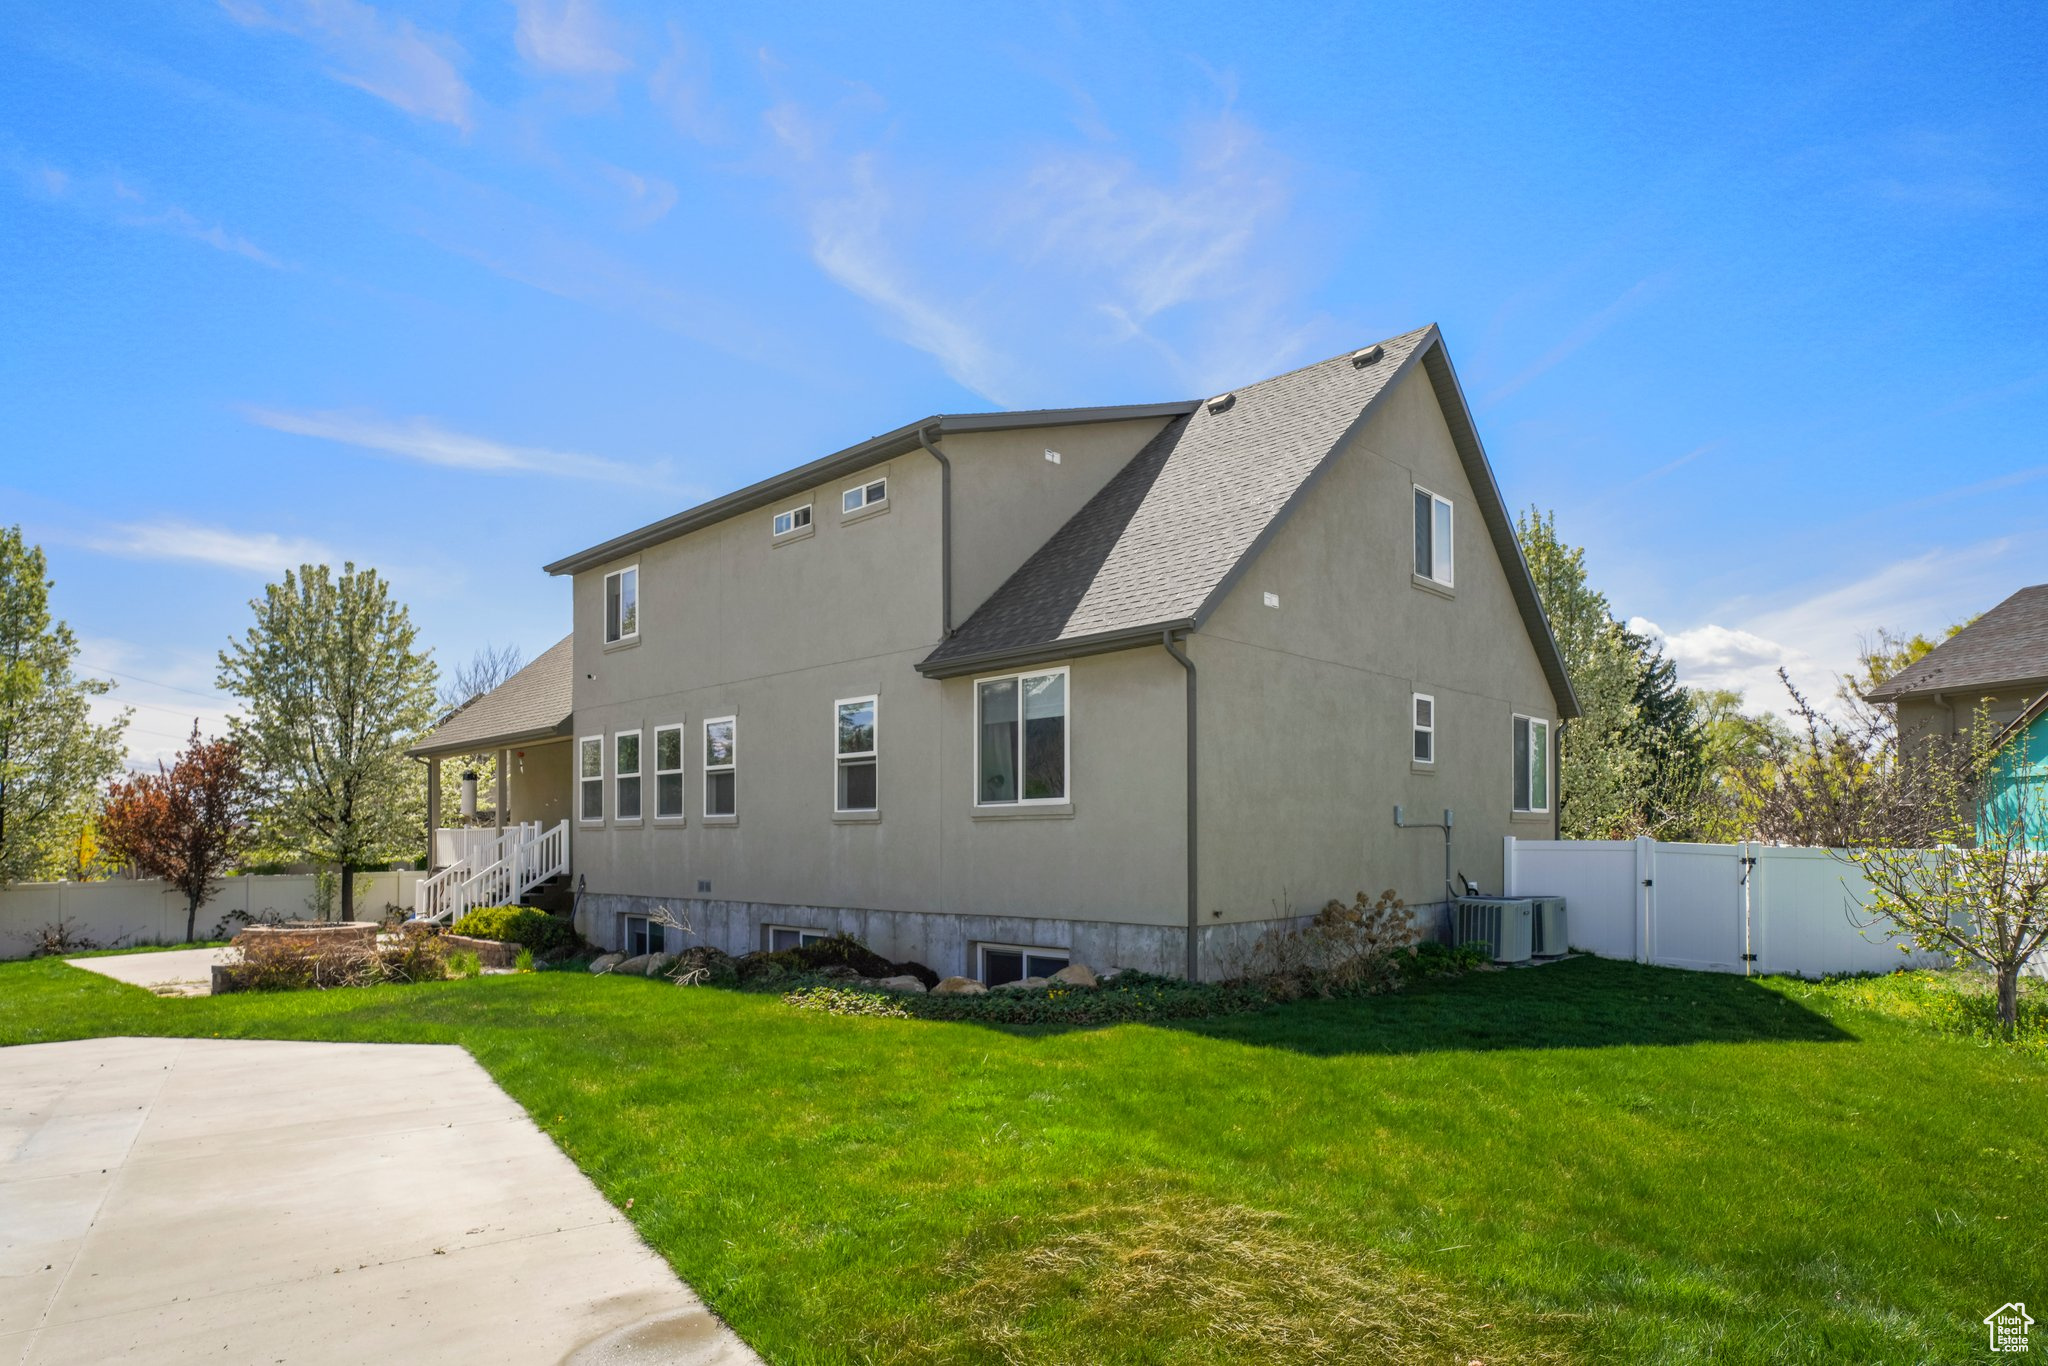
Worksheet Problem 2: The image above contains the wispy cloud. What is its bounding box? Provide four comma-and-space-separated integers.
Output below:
1484, 273, 1674, 406
241, 406, 684, 489
13, 155, 286, 268
598, 163, 677, 228
220, 0, 472, 131
513, 0, 628, 76
85, 519, 336, 574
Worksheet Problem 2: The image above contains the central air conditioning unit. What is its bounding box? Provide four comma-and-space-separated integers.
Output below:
1527, 896, 1568, 956
1454, 897, 1533, 964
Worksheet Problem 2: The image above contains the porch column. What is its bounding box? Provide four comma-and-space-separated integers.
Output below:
426, 757, 441, 870
495, 749, 508, 832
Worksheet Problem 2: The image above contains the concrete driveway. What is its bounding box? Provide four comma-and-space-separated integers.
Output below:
0, 1037, 758, 1365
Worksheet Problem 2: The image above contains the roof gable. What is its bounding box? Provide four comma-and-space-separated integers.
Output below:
916, 326, 1579, 719
1865, 584, 2048, 702
409, 634, 574, 757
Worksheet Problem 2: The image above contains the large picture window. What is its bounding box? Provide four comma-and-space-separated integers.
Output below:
835, 695, 878, 813
1513, 714, 1550, 813
654, 723, 684, 820
604, 566, 638, 643
976, 668, 1068, 805
1413, 487, 1453, 586
704, 717, 737, 817
614, 730, 641, 821
578, 736, 603, 823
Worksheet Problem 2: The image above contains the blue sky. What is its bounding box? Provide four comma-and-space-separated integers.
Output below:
3, 1, 2044, 764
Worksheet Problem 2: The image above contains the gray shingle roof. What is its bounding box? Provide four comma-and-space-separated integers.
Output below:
1864, 585, 2048, 702
410, 634, 573, 756
916, 326, 1580, 719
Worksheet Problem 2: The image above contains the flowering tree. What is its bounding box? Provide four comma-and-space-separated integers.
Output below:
101, 724, 254, 943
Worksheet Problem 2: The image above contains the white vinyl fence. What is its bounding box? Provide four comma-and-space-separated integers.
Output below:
0, 872, 426, 961
1502, 837, 1952, 978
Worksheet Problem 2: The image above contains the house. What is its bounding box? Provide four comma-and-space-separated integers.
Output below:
410, 325, 1579, 981
1866, 584, 2048, 847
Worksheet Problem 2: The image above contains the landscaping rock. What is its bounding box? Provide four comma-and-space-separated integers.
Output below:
1097, 966, 1124, 982
588, 953, 626, 974
1050, 963, 1098, 988
932, 976, 986, 995
819, 963, 862, 981
876, 974, 928, 994
540, 944, 578, 965
995, 976, 1048, 992
615, 954, 654, 977
645, 953, 676, 979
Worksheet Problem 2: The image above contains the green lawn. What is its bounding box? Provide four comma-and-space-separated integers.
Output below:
2, 954, 2040, 1364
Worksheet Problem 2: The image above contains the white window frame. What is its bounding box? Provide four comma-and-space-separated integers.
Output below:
653, 722, 685, 822
1413, 485, 1454, 587
973, 665, 1071, 808
834, 694, 879, 814
976, 943, 1070, 985
577, 735, 604, 824
622, 913, 663, 958
1512, 713, 1551, 814
841, 476, 888, 515
703, 715, 737, 817
765, 925, 830, 952
771, 503, 812, 538
613, 728, 642, 824
1412, 693, 1435, 766
603, 565, 639, 644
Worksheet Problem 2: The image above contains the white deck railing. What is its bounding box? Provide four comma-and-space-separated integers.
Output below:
412, 819, 569, 924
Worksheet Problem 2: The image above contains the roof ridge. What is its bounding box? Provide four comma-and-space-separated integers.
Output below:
1210, 323, 1439, 398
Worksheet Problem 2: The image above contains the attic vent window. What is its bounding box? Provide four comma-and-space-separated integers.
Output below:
1350, 344, 1385, 368
1205, 392, 1235, 414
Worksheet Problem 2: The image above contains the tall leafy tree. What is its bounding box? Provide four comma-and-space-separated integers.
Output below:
0, 526, 128, 884
218, 563, 438, 919
101, 723, 254, 942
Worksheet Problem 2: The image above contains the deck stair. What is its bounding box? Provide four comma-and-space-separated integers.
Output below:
411, 820, 569, 925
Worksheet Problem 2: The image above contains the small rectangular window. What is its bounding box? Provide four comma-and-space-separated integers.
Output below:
704, 716, 736, 817
978, 944, 1069, 986
767, 925, 829, 952
1413, 693, 1435, 765
1413, 487, 1453, 586
976, 668, 1067, 805
653, 723, 684, 820
623, 914, 663, 958
842, 477, 888, 514
772, 504, 812, 537
614, 730, 641, 821
835, 695, 878, 813
1513, 714, 1550, 813
578, 736, 603, 823
604, 566, 639, 643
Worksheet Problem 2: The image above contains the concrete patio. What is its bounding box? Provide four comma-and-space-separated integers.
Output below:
0, 1036, 757, 1364
62, 949, 232, 998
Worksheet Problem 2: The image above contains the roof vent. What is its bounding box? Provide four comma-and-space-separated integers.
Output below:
1350, 344, 1385, 368
1204, 392, 1236, 414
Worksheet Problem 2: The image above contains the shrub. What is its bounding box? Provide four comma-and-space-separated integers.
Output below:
450, 905, 579, 957
514, 946, 535, 973
447, 949, 482, 979
1400, 939, 1493, 980
219, 923, 447, 992
1241, 890, 1418, 1000
732, 934, 938, 989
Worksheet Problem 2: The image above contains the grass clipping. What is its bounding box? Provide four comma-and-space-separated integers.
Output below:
892, 1195, 1565, 1365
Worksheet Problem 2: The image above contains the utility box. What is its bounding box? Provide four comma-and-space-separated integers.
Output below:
1454, 897, 1534, 963
1527, 896, 1568, 956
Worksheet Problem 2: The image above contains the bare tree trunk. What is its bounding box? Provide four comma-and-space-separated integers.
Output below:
1997, 962, 2020, 1034
340, 864, 355, 923
186, 894, 199, 945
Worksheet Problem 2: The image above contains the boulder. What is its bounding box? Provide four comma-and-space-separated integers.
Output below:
615, 954, 654, 976
645, 953, 676, 979
995, 976, 1048, 992
819, 963, 862, 981
1050, 963, 1098, 989
876, 974, 928, 994
668, 945, 738, 986
931, 976, 987, 996
588, 953, 626, 974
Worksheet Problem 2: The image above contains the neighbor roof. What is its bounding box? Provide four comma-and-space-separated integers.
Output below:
542, 401, 1200, 578
409, 635, 574, 757
1864, 584, 2048, 703
915, 325, 1581, 719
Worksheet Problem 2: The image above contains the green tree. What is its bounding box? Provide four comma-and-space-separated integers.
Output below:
1516, 509, 1707, 838
0, 527, 128, 884
218, 563, 437, 919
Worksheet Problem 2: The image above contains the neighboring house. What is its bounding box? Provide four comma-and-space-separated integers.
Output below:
1867, 584, 2048, 848
413, 324, 1579, 980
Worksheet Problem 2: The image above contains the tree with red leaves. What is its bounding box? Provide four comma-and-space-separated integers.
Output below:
101, 724, 254, 943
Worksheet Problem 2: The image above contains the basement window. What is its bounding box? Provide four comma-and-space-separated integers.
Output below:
1513, 715, 1551, 814
767, 925, 829, 952
1413, 694, 1435, 765
578, 736, 603, 823
976, 668, 1068, 806
979, 944, 1069, 986
772, 504, 812, 538
842, 477, 888, 515
623, 914, 663, 958
704, 716, 737, 817
1413, 487, 1453, 587
604, 566, 639, 643
835, 695, 878, 813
